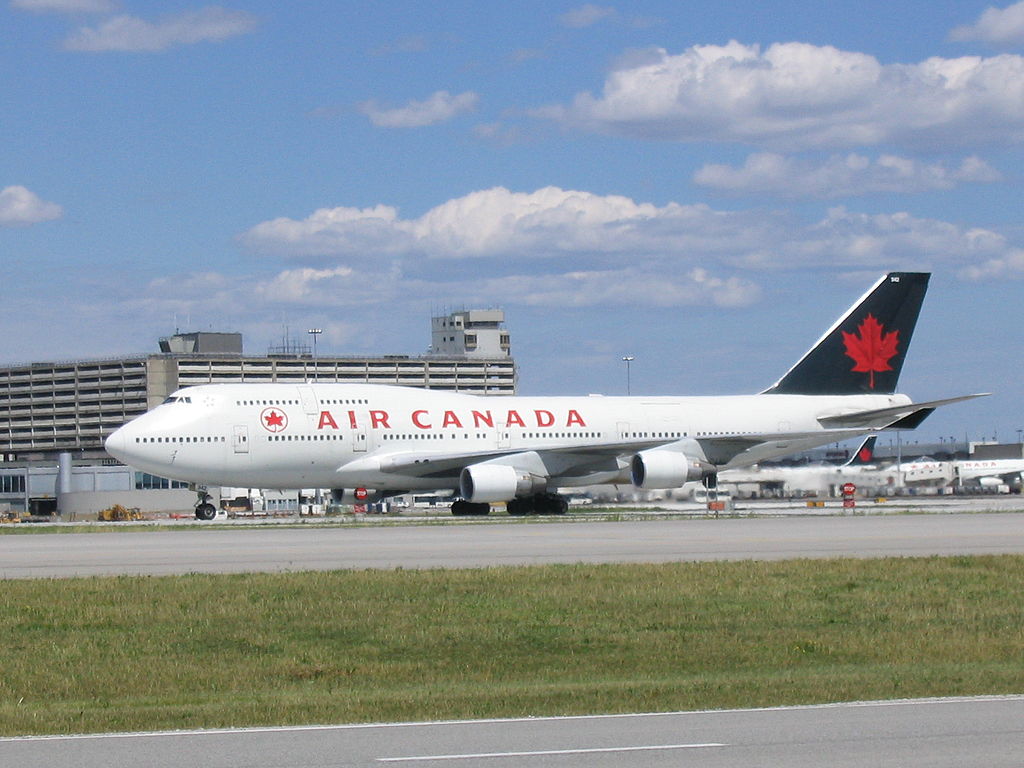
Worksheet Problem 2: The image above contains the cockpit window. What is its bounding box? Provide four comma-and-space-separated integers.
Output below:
162, 396, 193, 404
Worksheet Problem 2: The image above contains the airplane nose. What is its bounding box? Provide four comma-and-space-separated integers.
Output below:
104, 426, 128, 462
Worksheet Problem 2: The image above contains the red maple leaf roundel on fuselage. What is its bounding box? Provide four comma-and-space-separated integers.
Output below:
261, 407, 288, 432
842, 313, 899, 389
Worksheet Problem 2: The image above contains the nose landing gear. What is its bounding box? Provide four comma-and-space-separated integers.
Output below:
194, 487, 217, 521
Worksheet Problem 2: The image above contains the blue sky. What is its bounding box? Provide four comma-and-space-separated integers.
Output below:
4, 0, 1024, 446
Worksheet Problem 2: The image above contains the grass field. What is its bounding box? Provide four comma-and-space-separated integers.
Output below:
2, 556, 1023, 736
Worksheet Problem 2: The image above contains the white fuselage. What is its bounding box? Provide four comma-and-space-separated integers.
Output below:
104, 383, 908, 492
955, 459, 1024, 484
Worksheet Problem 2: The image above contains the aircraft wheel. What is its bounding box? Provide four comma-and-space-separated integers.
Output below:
533, 494, 567, 515
506, 497, 531, 516
195, 503, 217, 521
451, 500, 469, 516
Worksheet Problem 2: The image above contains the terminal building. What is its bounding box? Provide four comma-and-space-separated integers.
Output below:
0, 310, 515, 517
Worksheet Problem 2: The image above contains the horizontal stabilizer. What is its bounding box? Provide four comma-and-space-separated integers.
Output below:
817, 393, 989, 430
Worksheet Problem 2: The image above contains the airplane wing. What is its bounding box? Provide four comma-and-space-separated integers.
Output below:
816, 394, 989, 430
340, 437, 670, 482
340, 429, 874, 482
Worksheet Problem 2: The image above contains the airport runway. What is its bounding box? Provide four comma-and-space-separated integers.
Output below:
3, 697, 1022, 768
3, 511, 1024, 579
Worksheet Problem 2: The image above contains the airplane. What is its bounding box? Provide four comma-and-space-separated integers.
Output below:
954, 458, 1024, 490
890, 456, 955, 488
104, 272, 986, 520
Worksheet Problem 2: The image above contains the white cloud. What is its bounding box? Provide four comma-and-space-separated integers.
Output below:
536, 41, 1024, 150
950, 2, 1024, 46
63, 6, 258, 52
0, 186, 63, 226
249, 266, 394, 306
559, 4, 616, 28
467, 267, 760, 308
143, 263, 759, 314
241, 186, 780, 260
243, 203, 415, 257
240, 186, 1024, 283
694, 153, 1002, 198
792, 207, 1013, 272
959, 249, 1024, 280
11, 0, 115, 12
358, 91, 479, 128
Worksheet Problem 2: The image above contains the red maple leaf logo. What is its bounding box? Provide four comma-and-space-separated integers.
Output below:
842, 314, 899, 389
857, 446, 873, 463
261, 408, 288, 432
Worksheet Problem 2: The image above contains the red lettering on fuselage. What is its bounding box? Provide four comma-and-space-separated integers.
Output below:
311, 406, 589, 431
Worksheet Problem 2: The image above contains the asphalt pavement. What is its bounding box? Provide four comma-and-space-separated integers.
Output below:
3, 697, 1022, 768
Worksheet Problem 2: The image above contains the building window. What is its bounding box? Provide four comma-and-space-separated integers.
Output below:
134, 472, 189, 490
0, 475, 25, 494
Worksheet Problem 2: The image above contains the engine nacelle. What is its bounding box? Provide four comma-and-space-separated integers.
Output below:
977, 476, 1002, 488
631, 449, 705, 489
331, 488, 387, 504
460, 464, 540, 503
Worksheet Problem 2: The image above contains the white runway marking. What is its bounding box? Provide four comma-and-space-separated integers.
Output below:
377, 742, 727, 762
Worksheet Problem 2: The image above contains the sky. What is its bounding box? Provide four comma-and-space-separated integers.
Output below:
3, 0, 1024, 448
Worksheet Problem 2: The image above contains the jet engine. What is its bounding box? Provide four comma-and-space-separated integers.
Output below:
460, 463, 543, 503
631, 449, 706, 489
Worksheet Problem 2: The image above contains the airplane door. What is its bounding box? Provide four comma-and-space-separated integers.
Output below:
352, 423, 367, 452
233, 425, 250, 454
617, 422, 630, 440
496, 426, 510, 449
298, 386, 318, 416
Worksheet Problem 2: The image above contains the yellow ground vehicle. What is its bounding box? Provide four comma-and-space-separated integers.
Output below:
97, 505, 143, 522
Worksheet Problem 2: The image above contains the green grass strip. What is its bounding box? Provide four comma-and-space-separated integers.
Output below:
2, 556, 1023, 736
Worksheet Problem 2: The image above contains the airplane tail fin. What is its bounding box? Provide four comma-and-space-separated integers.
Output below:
844, 435, 877, 467
763, 272, 929, 395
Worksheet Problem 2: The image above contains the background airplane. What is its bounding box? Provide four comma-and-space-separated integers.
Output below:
718, 435, 881, 498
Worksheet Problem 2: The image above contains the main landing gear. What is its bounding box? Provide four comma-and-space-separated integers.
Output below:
506, 493, 568, 516
449, 493, 570, 516
450, 500, 491, 516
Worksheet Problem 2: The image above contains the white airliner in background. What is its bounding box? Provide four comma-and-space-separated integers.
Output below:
105, 272, 985, 519
952, 458, 1024, 489
718, 435, 881, 497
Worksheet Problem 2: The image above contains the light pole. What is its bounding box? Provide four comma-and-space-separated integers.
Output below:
307, 328, 322, 362
622, 355, 634, 395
